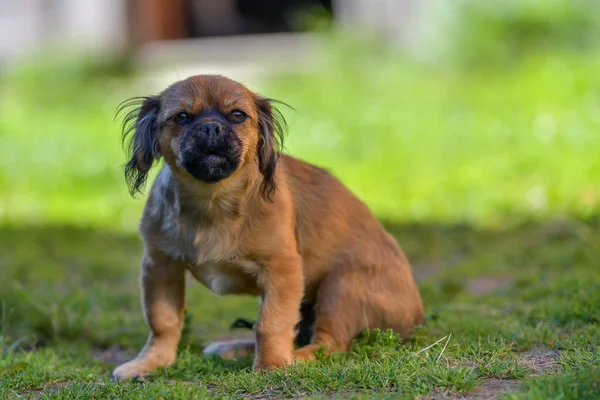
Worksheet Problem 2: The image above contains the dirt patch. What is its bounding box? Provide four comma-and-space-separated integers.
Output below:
424, 378, 520, 400
413, 252, 468, 282
245, 393, 287, 400
205, 384, 284, 400
92, 345, 135, 366
426, 348, 560, 399
23, 381, 86, 399
518, 347, 560, 375
470, 378, 520, 399
466, 276, 513, 295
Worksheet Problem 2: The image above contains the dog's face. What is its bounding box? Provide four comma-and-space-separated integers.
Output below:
120, 75, 286, 199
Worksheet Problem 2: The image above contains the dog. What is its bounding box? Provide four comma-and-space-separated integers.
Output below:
112, 75, 424, 380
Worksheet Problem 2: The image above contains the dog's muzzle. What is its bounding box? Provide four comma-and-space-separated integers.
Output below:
179, 125, 242, 183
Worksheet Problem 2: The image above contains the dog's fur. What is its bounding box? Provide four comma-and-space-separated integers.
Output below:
112, 75, 424, 380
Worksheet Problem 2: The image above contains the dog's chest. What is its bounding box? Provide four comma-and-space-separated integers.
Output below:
188, 258, 261, 295
154, 218, 261, 295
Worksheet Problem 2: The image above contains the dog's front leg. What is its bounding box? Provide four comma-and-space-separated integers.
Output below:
113, 249, 186, 380
253, 253, 304, 371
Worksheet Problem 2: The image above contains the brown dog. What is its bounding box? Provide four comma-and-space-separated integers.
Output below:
112, 75, 424, 380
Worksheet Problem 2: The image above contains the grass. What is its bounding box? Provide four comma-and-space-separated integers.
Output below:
0, 42, 599, 399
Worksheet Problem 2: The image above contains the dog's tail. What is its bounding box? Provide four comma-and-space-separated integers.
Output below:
230, 318, 256, 330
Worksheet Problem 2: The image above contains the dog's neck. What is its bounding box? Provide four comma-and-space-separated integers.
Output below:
169, 164, 261, 225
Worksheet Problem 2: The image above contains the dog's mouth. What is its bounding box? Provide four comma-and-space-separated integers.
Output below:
179, 149, 241, 183
203, 151, 226, 163
177, 132, 243, 183
176, 153, 226, 165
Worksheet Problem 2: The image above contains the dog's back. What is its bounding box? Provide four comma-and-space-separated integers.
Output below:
281, 155, 419, 309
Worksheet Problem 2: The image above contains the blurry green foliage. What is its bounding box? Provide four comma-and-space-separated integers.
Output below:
415, 0, 600, 68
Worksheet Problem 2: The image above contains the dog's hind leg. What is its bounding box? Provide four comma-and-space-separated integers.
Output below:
293, 262, 424, 361
292, 269, 361, 360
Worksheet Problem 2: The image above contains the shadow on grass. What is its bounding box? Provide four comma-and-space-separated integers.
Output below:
1, 216, 598, 353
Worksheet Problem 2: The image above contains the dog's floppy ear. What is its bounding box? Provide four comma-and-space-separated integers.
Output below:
256, 97, 287, 202
118, 96, 161, 196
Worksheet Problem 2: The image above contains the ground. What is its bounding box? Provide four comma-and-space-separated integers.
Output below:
0, 41, 599, 399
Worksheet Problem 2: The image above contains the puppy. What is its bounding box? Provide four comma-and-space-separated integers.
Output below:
112, 75, 424, 380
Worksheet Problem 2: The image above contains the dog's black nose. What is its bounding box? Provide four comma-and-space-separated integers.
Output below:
200, 121, 223, 136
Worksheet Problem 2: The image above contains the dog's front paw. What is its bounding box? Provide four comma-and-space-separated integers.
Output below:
252, 355, 294, 372
112, 360, 153, 381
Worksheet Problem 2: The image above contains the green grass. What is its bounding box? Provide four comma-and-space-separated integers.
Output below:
0, 43, 599, 399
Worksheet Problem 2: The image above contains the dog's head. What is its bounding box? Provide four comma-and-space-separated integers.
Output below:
119, 75, 286, 200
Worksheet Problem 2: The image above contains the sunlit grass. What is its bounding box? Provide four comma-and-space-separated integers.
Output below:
1, 49, 599, 231
265, 49, 600, 224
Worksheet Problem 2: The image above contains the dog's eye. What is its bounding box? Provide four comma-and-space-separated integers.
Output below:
229, 110, 247, 123
173, 112, 191, 125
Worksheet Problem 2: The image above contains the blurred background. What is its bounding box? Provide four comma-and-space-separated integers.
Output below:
0, 0, 599, 359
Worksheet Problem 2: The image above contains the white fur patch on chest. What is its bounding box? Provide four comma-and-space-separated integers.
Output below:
146, 169, 261, 295
153, 214, 260, 295
188, 259, 261, 295
155, 215, 240, 262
